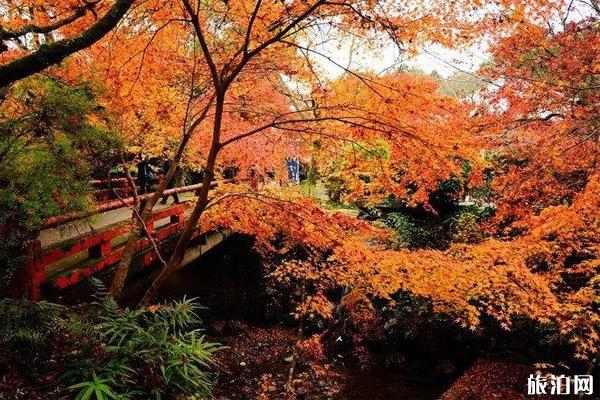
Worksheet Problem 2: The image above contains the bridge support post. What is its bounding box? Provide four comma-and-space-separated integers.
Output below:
24, 238, 43, 301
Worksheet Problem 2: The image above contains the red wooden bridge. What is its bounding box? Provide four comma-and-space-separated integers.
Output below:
13, 181, 232, 300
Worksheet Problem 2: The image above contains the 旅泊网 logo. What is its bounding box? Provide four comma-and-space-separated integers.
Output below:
527, 374, 593, 396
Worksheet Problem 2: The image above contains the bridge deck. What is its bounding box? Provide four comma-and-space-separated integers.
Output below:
39, 193, 196, 248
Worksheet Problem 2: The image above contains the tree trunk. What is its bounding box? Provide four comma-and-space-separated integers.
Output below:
109, 131, 194, 297
109, 92, 214, 299
137, 179, 211, 306
107, 157, 141, 297
139, 94, 225, 306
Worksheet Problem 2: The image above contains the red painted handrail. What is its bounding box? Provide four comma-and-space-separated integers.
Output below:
43, 180, 227, 229
90, 177, 130, 185
28, 204, 190, 298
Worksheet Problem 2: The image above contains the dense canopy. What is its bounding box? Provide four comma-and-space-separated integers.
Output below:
1, 0, 599, 398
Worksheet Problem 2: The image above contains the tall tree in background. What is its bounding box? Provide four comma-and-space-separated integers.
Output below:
477, 2, 600, 232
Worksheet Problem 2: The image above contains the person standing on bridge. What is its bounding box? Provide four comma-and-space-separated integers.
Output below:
159, 153, 180, 205
134, 152, 152, 195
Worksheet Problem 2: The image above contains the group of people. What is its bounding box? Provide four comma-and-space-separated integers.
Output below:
134, 152, 181, 204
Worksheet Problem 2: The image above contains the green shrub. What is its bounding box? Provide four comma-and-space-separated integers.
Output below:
62, 282, 222, 399
0, 78, 122, 230
385, 212, 449, 249
447, 209, 484, 244
0, 299, 61, 354
385, 212, 416, 247
0, 287, 221, 399
69, 373, 120, 400
324, 175, 348, 203
0, 231, 27, 295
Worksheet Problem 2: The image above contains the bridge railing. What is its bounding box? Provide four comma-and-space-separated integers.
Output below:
91, 178, 133, 202
23, 203, 189, 300
14, 180, 232, 300
43, 181, 225, 230
90, 177, 131, 187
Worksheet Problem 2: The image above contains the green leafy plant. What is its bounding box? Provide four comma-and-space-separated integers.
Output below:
447, 209, 484, 244
324, 175, 348, 203
69, 373, 119, 400
0, 78, 122, 230
385, 212, 449, 249
0, 299, 61, 353
63, 279, 222, 399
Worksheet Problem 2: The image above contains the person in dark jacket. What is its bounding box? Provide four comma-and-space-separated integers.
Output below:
135, 152, 151, 194
159, 155, 180, 204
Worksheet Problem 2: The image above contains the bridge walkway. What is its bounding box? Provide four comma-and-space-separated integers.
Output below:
39, 193, 196, 248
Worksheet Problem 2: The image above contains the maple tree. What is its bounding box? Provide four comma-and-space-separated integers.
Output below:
160, 0, 599, 361
170, 171, 598, 360
2, 1, 600, 396
128, 0, 566, 304
311, 72, 481, 208
474, 4, 600, 357
475, 5, 600, 232
9, 0, 567, 302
